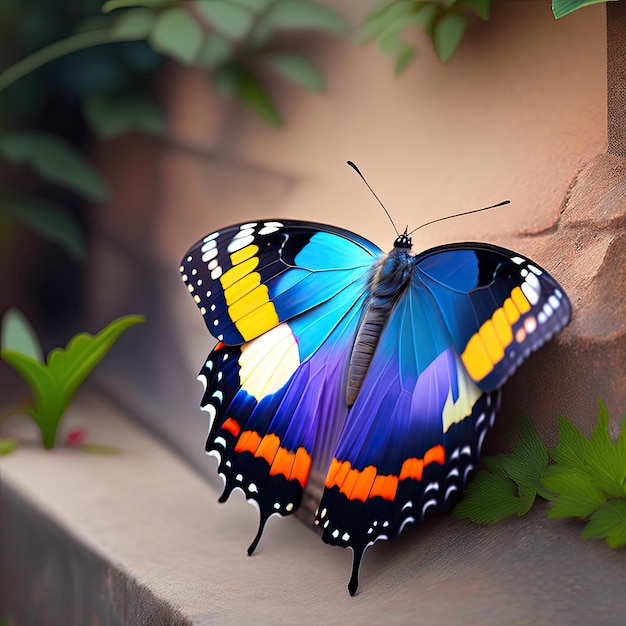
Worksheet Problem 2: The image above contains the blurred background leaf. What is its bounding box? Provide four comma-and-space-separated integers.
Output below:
360, 0, 491, 70
0, 0, 346, 342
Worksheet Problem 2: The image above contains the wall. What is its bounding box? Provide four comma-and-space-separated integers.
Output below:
89, 2, 608, 488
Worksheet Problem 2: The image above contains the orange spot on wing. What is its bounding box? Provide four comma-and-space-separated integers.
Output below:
290, 447, 311, 487
221, 418, 240, 437
255, 433, 281, 464
325, 458, 343, 486
270, 447, 295, 479
235, 430, 261, 453
424, 444, 445, 466
339, 468, 361, 497
369, 474, 398, 500
326, 459, 352, 489
349, 465, 377, 502
399, 457, 424, 481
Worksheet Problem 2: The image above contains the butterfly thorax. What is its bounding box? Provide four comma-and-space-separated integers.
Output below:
346, 244, 415, 406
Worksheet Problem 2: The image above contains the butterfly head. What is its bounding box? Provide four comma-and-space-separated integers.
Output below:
393, 229, 412, 249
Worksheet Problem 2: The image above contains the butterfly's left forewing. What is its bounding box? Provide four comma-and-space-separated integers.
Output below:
182, 220, 383, 550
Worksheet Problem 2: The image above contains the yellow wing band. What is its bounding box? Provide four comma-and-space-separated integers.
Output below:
219, 244, 279, 341
461, 288, 531, 382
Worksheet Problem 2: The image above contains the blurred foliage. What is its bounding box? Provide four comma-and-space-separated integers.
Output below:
360, 0, 491, 71
0, 0, 164, 264
360, 0, 608, 72
0, 0, 345, 336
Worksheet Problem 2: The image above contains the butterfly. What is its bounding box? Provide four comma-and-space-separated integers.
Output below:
180, 216, 571, 595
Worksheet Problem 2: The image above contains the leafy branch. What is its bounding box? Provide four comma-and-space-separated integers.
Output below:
454, 400, 626, 549
0, 308, 145, 450
360, 0, 616, 73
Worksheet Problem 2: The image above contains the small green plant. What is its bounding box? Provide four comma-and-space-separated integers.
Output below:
454, 400, 626, 549
0, 308, 144, 451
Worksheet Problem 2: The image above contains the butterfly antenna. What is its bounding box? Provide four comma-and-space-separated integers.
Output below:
407, 200, 510, 236
347, 161, 400, 237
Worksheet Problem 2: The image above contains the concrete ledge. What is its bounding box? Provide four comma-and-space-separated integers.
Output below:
2, 394, 626, 625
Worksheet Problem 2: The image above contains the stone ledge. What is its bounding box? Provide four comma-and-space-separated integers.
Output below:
2, 393, 626, 625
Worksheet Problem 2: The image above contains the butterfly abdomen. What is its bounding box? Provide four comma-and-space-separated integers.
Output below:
346, 247, 415, 406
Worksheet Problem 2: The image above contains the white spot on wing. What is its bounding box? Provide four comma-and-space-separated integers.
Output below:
521, 281, 540, 305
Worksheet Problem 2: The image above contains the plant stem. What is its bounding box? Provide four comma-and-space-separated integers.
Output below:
0, 29, 143, 95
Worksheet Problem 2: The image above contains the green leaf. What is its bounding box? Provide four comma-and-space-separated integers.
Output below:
377, 28, 417, 75
549, 414, 589, 472
483, 453, 539, 491
463, 0, 491, 20
236, 69, 282, 127
542, 467, 607, 519
212, 64, 242, 97
509, 415, 549, 482
552, 0, 616, 20
1, 308, 43, 363
193, 1, 254, 40
0, 439, 17, 455
1, 315, 145, 449
359, 1, 417, 43
254, 0, 346, 42
433, 14, 467, 62
110, 8, 155, 39
584, 399, 626, 497
3, 195, 85, 260
0, 350, 59, 448
148, 7, 204, 65
213, 64, 282, 126
582, 499, 626, 548
0, 132, 110, 202
393, 43, 417, 74
262, 53, 324, 91
452, 470, 534, 524
83, 93, 165, 138
197, 34, 232, 69
46, 315, 146, 401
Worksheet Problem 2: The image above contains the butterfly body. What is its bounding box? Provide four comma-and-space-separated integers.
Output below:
347, 238, 415, 405
181, 219, 570, 595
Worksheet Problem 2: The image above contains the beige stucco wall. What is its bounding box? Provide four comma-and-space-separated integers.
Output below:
91, 2, 607, 481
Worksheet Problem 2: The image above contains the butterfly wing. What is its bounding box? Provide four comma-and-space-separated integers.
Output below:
181, 220, 383, 550
181, 220, 381, 344
415, 242, 571, 391
316, 244, 570, 595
